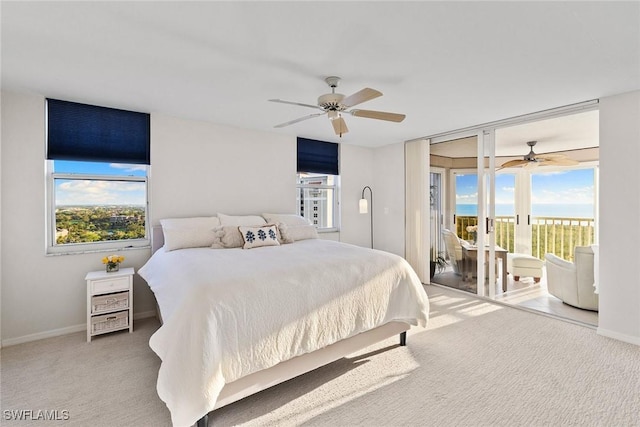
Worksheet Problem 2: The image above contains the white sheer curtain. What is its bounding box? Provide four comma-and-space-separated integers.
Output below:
405, 139, 430, 283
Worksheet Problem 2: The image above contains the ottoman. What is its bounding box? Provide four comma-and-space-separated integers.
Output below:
507, 253, 544, 283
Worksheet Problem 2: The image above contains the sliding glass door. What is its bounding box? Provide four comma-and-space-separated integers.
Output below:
430, 132, 499, 297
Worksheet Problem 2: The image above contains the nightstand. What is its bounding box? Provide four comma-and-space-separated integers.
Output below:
85, 267, 134, 342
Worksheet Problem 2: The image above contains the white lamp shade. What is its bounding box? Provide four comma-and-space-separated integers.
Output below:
359, 198, 368, 214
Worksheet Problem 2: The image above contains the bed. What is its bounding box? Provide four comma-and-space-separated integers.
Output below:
139, 217, 430, 427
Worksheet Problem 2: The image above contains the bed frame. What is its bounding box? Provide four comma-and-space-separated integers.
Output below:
149, 226, 409, 427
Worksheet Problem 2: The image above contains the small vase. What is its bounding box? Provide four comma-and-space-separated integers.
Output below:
106, 263, 119, 273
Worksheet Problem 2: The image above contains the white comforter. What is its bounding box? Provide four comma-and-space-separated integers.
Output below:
139, 239, 429, 426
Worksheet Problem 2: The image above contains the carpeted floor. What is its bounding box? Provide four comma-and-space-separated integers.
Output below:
1, 285, 638, 426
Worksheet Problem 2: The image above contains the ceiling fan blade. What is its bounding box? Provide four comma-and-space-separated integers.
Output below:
498, 159, 529, 170
331, 117, 349, 136
274, 112, 326, 128
536, 153, 569, 160
524, 161, 540, 170
349, 109, 406, 122
268, 99, 322, 110
340, 88, 382, 108
539, 158, 579, 166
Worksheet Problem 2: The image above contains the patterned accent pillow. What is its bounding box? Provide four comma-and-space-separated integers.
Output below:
238, 225, 281, 249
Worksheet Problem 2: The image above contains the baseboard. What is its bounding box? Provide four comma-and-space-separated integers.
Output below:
1, 310, 158, 347
597, 327, 640, 346
1, 323, 86, 347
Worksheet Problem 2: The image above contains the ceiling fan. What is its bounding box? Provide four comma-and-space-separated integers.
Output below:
498, 141, 579, 170
269, 76, 405, 137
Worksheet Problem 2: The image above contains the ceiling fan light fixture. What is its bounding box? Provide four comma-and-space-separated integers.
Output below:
328, 110, 338, 120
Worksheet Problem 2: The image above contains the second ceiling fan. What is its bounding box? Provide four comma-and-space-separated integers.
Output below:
269, 76, 405, 137
498, 141, 579, 170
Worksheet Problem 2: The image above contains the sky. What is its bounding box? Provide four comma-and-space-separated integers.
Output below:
455, 168, 595, 210
54, 161, 146, 206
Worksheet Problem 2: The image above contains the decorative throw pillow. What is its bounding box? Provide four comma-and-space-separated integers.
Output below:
279, 224, 318, 242
238, 225, 280, 249
276, 222, 294, 244
262, 213, 311, 226
160, 216, 221, 251
217, 213, 267, 226
210, 226, 229, 249
212, 225, 285, 248
211, 226, 245, 248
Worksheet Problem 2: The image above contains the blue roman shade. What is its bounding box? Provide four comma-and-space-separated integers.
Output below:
297, 137, 339, 175
47, 99, 151, 165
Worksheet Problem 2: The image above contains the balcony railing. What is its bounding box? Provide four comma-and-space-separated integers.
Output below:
455, 215, 595, 261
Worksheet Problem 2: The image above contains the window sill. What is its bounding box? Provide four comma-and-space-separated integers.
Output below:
46, 243, 151, 256
318, 228, 339, 233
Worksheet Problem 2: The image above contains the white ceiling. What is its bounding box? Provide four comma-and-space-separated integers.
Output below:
2, 2, 639, 148
431, 109, 600, 157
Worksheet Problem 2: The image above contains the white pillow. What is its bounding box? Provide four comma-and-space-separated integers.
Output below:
218, 213, 267, 226
279, 224, 318, 243
160, 217, 221, 251
262, 213, 311, 226
238, 225, 280, 249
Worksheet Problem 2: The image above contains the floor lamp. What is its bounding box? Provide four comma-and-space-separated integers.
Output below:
359, 186, 373, 249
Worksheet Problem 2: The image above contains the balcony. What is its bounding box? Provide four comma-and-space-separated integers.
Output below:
455, 215, 595, 261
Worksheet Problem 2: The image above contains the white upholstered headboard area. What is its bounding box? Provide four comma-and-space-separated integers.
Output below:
152, 225, 164, 254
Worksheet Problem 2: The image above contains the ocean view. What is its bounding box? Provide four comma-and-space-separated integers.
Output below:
456, 203, 594, 219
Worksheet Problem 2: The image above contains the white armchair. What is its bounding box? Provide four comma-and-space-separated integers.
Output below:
545, 246, 598, 311
442, 229, 463, 275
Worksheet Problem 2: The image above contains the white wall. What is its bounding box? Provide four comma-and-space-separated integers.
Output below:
598, 90, 640, 345
339, 144, 374, 248
372, 142, 406, 257
150, 113, 296, 220
0, 91, 375, 345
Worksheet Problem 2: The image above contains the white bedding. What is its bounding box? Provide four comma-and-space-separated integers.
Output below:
139, 239, 429, 426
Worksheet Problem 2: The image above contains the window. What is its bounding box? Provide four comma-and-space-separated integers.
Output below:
48, 161, 148, 253
296, 173, 339, 231
296, 137, 340, 232
46, 99, 150, 253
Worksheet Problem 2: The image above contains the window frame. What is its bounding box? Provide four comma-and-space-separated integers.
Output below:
296, 173, 340, 233
46, 160, 150, 255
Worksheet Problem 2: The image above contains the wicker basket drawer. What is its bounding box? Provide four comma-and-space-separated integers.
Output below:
91, 292, 129, 314
91, 311, 128, 334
